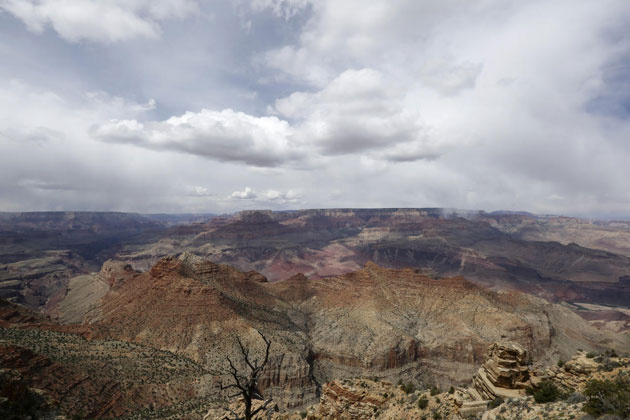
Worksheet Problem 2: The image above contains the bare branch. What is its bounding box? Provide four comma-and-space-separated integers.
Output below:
250, 398, 274, 416
219, 382, 243, 392
225, 356, 247, 394
258, 330, 271, 370
220, 330, 274, 420
237, 336, 257, 372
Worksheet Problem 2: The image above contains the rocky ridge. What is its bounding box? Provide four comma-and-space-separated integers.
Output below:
81, 255, 628, 410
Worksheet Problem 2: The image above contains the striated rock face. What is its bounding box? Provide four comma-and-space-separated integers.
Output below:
113, 208, 630, 307
82, 255, 629, 410
472, 342, 532, 400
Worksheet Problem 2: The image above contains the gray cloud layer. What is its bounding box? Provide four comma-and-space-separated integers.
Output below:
1, 0, 630, 216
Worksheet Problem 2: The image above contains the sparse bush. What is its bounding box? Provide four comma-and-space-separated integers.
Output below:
586, 352, 597, 359
448, 386, 455, 394
418, 396, 429, 409
532, 381, 562, 403
605, 349, 619, 358
582, 378, 630, 418
401, 382, 416, 394
558, 359, 565, 368
488, 396, 504, 409
599, 358, 621, 372
566, 392, 586, 404
430, 385, 441, 396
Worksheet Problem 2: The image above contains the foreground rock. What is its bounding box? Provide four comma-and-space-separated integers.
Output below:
471, 342, 532, 400
214, 347, 630, 420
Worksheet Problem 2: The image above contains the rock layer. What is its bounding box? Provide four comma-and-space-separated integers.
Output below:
85, 255, 628, 409
472, 342, 532, 400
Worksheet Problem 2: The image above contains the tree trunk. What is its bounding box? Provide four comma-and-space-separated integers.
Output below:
245, 398, 252, 420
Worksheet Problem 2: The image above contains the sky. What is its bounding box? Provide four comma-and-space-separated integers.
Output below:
0, 0, 629, 217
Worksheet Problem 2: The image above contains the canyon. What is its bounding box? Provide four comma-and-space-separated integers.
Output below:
0, 209, 629, 418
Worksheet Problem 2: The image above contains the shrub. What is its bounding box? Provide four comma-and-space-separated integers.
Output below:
566, 392, 586, 404
558, 359, 565, 368
488, 397, 504, 409
582, 379, 630, 418
599, 358, 621, 372
418, 396, 429, 409
401, 382, 416, 394
533, 381, 562, 403
605, 349, 619, 358
430, 386, 441, 396
586, 352, 597, 359
448, 386, 455, 394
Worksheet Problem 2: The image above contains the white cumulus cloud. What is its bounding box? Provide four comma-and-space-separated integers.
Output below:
92, 108, 302, 167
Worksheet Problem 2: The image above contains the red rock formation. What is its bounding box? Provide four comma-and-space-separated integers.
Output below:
82, 255, 627, 409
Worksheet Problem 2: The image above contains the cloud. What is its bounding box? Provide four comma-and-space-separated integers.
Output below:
419, 58, 483, 96
248, 0, 310, 20
3, 0, 630, 217
229, 187, 301, 204
0, 0, 199, 43
94, 69, 439, 165
230, 187, 257, 199
271, 68, 438, 159
0, 126, 62, 144
261, 189, 301, 202
92, 109, 303, 167
185, 185, 214, 197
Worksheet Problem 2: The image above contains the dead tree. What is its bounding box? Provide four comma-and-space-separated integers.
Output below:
219, 330, 274, 420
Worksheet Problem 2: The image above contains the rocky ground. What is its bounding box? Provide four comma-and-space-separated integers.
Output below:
205, 345, 630, 420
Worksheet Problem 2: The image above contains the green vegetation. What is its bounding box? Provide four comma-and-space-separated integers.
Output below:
400, 382, 416, 394
488, 396, 504, 409
430, 385, 441, 396
582, 378, 630, 418
417, 396, 428, 409
0, 326, 212, 383
529, 381, 562, 403
0, 326, 216, 419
